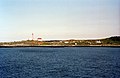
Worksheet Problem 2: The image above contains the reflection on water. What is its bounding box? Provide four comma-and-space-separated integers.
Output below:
0, 47, 120, 78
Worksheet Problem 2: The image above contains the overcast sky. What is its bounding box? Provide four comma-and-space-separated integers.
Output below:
0, 0, 120, 41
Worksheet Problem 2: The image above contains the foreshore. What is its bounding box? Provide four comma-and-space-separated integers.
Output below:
0, 45, 120, 48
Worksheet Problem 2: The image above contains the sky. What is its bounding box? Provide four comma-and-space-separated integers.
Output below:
0, 0, 120, 41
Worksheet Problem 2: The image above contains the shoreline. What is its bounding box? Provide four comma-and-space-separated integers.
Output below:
0, 45, 120, 48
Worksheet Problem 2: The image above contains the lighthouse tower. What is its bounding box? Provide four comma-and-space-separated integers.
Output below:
32, 33, 34, 40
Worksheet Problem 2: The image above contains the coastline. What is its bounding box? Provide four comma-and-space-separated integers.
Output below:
0, 45, 120, 48
0, 36, 119, 48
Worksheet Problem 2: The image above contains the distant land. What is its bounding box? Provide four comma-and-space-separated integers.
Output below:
0, 36, 120, 47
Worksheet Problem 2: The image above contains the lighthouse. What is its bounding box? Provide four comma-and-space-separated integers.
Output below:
32, 33, 34, 40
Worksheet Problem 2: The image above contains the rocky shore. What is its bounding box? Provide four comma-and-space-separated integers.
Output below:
0, 36, 120, 47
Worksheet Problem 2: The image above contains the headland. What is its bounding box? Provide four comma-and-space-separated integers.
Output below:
0, 36, 120, 47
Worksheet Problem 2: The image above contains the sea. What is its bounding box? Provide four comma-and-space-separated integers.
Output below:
0, 47, 120, 78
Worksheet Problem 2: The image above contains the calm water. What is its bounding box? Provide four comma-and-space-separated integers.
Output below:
0, 47, 120, 78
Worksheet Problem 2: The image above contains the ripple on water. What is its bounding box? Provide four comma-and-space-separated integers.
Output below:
0, 47, 120, 78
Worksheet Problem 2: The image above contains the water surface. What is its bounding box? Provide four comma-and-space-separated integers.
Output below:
0, 47, 120, 78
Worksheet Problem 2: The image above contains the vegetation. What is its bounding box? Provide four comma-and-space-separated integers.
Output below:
0, 36, 120, 46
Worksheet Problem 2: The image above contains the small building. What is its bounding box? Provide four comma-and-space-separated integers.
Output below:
96, 41, 101, 44
64, 41, 69, 44
37, 38, 42, 41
